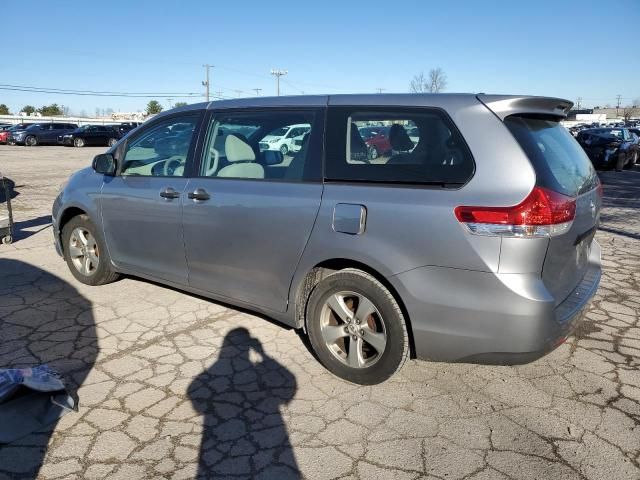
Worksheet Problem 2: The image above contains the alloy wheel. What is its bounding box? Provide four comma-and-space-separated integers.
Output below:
319, 291, 387, 368
68, 227, 99, 276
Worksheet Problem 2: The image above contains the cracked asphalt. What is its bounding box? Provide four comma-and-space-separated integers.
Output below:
0, 145, 639, 480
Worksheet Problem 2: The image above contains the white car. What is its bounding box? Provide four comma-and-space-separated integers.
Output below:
259, 124, 310, 155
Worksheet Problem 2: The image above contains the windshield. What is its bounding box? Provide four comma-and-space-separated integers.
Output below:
505, 116, 599, 196
267, 127, 288, 137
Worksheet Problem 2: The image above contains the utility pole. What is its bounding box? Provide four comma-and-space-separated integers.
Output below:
215, 91, 223, 100
253, 88, 262, 96
202, 64, 213, 102
233, 90, 244, 98
376, 88, 386, 94
167, 98, 173, 109
270, 69, 288, 96
616, 94, 622, 117
576, 97, 582, 110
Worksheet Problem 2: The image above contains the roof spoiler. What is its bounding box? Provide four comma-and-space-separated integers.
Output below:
476, 94, 573, 120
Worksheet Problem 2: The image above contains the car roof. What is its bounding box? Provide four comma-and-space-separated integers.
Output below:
158, 93, 573, 120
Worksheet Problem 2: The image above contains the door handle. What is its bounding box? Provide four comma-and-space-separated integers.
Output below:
187, 188, 211, 201
159, 187, 180, 199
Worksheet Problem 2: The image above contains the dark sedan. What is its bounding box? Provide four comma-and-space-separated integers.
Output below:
576, 127, 639, 171
59, 125, 121, 147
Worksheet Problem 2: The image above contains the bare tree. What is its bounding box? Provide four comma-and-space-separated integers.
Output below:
409, 68, 448, 93
410, 72, 428, 93
428, 68, 447, 93
622, 106, 640, 122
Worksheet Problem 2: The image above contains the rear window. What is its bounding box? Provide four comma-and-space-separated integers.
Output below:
505, 116, 599, 196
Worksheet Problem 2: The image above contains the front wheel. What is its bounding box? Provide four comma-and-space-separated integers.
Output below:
74, 137, 85, 148
25, 135, 38, 146
62, 215, 120, 286
306, 269, 409, 385
280, 144, 289, 155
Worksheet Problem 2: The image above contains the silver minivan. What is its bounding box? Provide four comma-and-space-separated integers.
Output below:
52, 94, 602, 384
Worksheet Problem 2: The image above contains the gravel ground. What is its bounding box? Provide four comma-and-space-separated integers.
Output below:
0, 145, 639, 480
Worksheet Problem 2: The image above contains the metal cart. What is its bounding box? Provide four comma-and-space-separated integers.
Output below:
0, 172, 14, 244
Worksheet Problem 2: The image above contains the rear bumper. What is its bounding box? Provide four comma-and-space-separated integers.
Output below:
389, 240, 601, 365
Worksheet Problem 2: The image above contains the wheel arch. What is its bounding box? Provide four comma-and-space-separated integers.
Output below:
294, 258, 417, 359
57, 206, 88, 253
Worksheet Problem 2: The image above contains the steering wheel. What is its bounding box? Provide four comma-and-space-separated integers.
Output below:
205, 148, 220, 176
164, 157, 184, 176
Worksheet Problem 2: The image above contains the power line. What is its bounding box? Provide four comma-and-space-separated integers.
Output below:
0, 84, 201, 98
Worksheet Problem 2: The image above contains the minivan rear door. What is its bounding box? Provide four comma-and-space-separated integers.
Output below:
181, 107, 325, 313
503, 115, 601, 305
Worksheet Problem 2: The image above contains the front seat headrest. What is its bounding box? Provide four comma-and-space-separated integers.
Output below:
389, 124, 414, 152
225, 134, 255, 162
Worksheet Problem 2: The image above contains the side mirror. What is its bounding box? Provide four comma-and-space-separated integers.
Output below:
263, 150, 284, 165
92, 153, 116, 176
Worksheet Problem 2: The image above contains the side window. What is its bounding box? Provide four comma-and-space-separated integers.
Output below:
325, 108, 474, 186
201, 111, 318, 181
121, 116, 199, 177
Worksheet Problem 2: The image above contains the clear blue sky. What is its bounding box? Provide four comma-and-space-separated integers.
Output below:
1, 0, 639, 115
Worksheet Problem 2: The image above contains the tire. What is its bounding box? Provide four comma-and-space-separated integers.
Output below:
280, 144, 289, 156
1, 235, 12, 245
62, 214, 120, 286
368, 145, 379, 161
306, 269, 409, 385
624, 151, 637, 170
24, 135, 37, 147
74, 137, 85, 148
615, 152, 625, 172
107, 138, 117, 147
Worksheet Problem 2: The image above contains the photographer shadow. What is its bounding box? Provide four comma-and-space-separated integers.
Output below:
188, 327, 299, 479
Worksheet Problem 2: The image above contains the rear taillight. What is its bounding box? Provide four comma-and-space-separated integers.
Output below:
454, 186, 576, 238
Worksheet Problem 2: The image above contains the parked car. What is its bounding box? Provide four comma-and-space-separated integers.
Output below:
112, 122, 143, 137
53, 94, 602, 384
576, 127, 639, 170
258, 124, 311, 155
0, 124, 17, 144
4, 123, 34, 144
358, 126, 392, 159
8, 122, 78, 146
59, 125, 121, 147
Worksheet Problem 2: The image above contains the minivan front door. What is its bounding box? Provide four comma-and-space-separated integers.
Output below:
181, 108, 324, 312
100, 113, 203, 285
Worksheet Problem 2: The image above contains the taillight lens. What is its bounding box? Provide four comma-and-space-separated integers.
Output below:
596, 181, 603, 199
454, 186, 576, 238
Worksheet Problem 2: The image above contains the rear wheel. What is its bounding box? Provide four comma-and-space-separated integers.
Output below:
24, 135, 37, 147
107, 138, 117, 147
306, 269, 409, 385
74, 137, 85, 148
62, 215, 120, 286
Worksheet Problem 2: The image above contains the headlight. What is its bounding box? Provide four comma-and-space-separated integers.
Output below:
268, 139, 279, 143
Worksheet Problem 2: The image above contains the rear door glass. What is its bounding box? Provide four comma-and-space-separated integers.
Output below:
325, 107, 475, 186
504, 116, 599, 196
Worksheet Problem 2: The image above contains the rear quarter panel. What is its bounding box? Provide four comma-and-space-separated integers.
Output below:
289, 95, 538, 322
